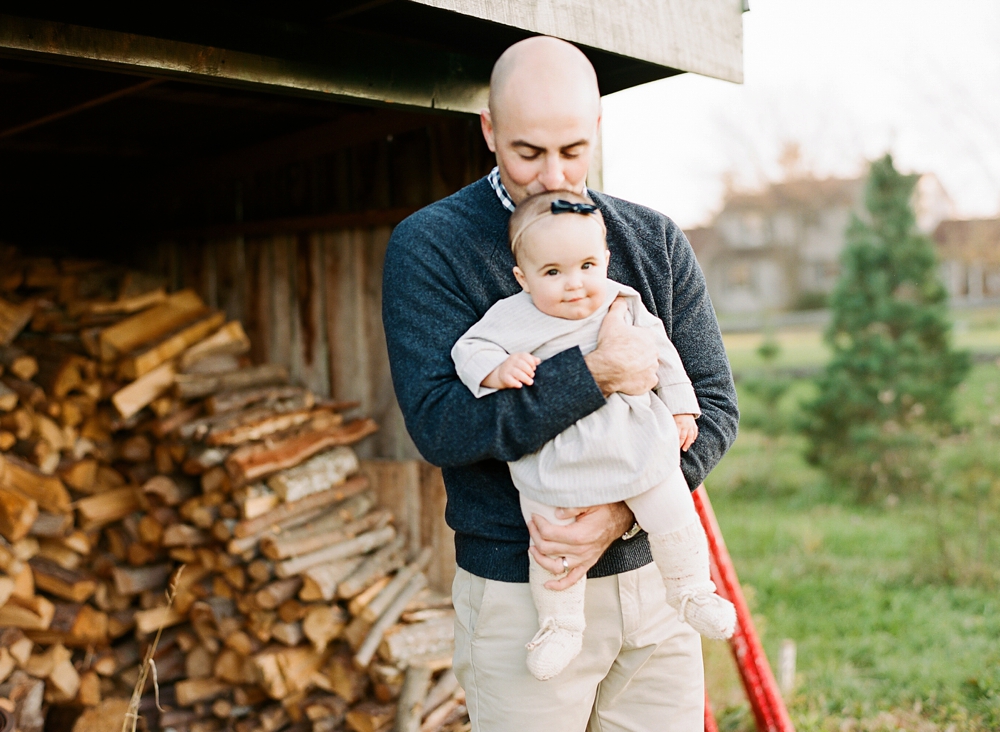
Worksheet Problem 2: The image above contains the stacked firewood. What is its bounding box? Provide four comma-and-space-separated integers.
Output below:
0, 252, 468, 732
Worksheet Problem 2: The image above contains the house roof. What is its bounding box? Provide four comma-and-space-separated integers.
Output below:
934, 218, 1000, 264
721, 177, 864, 215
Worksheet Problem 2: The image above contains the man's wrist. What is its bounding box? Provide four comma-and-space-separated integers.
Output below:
583, 350, 614, 397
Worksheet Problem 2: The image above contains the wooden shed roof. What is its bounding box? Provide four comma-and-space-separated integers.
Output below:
0, 2, 743, 114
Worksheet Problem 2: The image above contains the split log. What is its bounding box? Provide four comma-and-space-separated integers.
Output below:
207, 407, 337, 447
151, 402, 202, 438
0, 382, 17, 412
174, 364, 289, 401
361, 549, 433, 625
421, 670, 459, 722
117, 310, 226, 380
252, 645, 326, 700
71, 697, 131, 732
80, 287, 166, 316
28, 511, 72, 538
134, 604, 185, 635
0, 455, 71, 513
59, 458, 97, 492
0, 594, 55, 630
345, 701, 395, 732
0, 346, 38, 380
112, 563, 172, 595
378, 617, 455, 670
226, 418, 378, 485
394, 664, 433, 732
181, 393, 314, 442
111, 360, 176, 419
0, 377, 43, 407
354, 573, 427, 669
233, 475, 369, 539
299, 556, 366, 603
33, 353, 94, 398
266, 446, 359, 502
0, 670, 45, 732
0, 296, 34, 346
28, 602, 108, 647
206, 384, 310, 416
337, 535, 408, 600
348, 576, 392, 618
325, 651, 369, 704
0, 408, 33, 439
419, 695, 466, 732
176, 677, 233, 706
302, 605, 348, 653
259, 500, 384, 560
254, 577, 303, 610
275, 526, 396, 579
29, 557, 97, 602
75, 488, 141, 531
0, 486, 39, 542
98, 289, 205, 361
178, 320, 251, 371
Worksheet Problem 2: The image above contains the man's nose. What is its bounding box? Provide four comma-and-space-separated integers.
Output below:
538, 156, 565, 190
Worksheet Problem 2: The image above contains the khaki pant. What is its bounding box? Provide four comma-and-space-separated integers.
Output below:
453, 563, 704, 732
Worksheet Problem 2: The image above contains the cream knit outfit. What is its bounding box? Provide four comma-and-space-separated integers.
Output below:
452, 282, 701, 507
452, 281, 735, 680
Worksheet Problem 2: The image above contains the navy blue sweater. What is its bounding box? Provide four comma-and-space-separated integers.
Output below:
382, 178, 738, 582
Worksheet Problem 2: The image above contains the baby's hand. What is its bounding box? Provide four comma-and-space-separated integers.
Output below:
481, 352, 541, 390
674, 414, 698, 452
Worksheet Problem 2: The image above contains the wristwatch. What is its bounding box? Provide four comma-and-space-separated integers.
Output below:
621, 522, 642, 541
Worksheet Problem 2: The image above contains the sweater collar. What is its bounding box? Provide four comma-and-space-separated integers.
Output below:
487, 166, 593, 213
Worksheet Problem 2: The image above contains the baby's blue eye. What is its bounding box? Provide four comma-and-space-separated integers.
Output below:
581, 262, 592, 269
546, 269, 559, 276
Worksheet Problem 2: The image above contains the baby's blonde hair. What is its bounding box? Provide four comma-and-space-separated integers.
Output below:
508, 190, 607, 262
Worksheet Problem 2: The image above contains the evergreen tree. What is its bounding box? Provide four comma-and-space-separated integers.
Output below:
804, 154, 969, 500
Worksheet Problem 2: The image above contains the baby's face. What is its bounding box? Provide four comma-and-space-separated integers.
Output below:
512, 214, 610, 320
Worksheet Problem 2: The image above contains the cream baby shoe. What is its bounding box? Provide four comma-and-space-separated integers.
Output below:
647, 522, 736, 640
524, 553, 586, 680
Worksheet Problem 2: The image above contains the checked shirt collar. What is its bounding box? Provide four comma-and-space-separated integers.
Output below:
488, 166, 592, 213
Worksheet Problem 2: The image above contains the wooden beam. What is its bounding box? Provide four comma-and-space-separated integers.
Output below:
0, 78, 162, 140
409, 0, 744, 84
157, 207, 418, 240
0, 14, 491, 114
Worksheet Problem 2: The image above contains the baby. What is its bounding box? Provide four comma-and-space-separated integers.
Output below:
451, 190, 736, 681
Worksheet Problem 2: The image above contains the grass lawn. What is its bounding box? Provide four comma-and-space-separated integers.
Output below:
702, 326, 1000, 731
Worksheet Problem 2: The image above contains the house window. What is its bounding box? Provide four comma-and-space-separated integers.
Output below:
727, 262, 753, 288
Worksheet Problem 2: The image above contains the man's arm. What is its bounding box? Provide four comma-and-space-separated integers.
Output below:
664, 223, 740, 488
383, 218, 607, 467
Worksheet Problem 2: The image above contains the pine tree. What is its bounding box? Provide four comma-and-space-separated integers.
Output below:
804, 154, 969, 500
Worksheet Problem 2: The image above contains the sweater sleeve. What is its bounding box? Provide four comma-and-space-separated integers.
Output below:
662, 223, 740, 489
383, 216, 607, 468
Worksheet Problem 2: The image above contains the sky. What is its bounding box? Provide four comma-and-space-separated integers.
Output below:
600, 0, 1000, 229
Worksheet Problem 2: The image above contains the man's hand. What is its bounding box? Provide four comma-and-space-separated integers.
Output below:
527, 502, 634, 590
584, 297, 659, 397
481, 352, 541, 390
674, 414, 698, 452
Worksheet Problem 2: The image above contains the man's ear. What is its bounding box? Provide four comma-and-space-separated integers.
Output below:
604, 249, 611, 266
481, 109, 497, 153
512, 265, 530, 292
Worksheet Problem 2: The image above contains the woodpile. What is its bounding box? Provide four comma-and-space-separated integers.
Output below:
0, 251, 468, 732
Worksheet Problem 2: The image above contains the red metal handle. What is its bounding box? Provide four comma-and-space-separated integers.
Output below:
694, 485, 796, 732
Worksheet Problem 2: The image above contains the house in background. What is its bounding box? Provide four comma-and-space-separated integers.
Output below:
688, 173, 953, 315
934, 217, 1000, 303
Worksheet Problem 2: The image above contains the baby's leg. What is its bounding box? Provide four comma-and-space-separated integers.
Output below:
519, 495, 586, 681
625, 472, 736, 640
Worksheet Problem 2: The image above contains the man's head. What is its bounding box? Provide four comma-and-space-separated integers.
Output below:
482, 37, 601, 205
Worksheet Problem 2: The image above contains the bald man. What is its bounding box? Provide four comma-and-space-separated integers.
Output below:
383, 37, 738, 732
